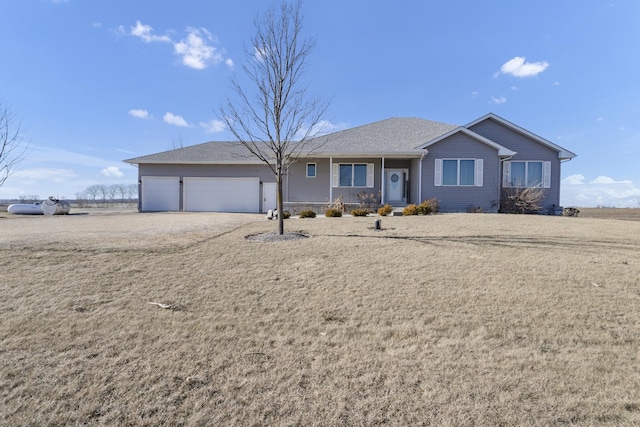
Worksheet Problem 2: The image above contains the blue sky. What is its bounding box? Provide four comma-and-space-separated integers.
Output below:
1, 0, 639, 207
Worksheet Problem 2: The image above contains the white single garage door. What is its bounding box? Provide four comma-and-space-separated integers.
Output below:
183, 177, 260, 212
141, 176, 180, 211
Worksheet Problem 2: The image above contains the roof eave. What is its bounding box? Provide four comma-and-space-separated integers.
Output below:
124, 159, 268, 165
301, 150, 425, 158
468, 113, 576, 158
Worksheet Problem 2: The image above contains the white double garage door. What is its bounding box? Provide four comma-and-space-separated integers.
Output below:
141, 176, 276, 213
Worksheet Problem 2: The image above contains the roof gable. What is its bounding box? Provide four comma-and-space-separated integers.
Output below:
466, 113, 577, 160
418, 127, 516, 157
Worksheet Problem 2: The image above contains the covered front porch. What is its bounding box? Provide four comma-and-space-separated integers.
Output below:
283, 153, 425, 214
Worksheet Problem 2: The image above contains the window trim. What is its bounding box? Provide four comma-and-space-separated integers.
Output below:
332, 163, 374, 188
435, 158, 483, 187
306, 162, 317, 178
503, 160, 551, 188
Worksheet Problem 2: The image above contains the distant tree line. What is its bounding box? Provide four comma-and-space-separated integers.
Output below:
17, 195, 41, 203
75, 183, 138, 205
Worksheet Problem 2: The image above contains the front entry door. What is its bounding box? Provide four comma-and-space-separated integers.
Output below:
262, 182, 277, 213
385, 169, 407, 203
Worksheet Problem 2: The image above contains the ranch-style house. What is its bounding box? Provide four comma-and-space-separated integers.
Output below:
124, 113, 576, 214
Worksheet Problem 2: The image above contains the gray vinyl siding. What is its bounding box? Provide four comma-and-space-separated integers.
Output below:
286, 158, 331, 202
469, 118, 562, 209
138, 163, 275, 182
330, 158, 382, 205
421, 133, 501, 212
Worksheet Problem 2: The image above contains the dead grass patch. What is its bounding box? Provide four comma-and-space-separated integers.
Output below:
1, 212, 639, 425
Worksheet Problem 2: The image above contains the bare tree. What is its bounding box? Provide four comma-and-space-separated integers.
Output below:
97, 184, 108, 203
127, 183, 138, 202
115, 184, 128, 202
85, 185, 100, 204
220, 0, 327, 235
0, 100, 28, 188
107, 184, 118, 201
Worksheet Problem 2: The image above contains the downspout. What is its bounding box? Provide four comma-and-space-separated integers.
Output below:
329, 156, 333, 203
381, 157, 385, 204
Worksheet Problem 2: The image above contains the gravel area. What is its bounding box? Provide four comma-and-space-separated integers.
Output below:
245, 231, 309, 242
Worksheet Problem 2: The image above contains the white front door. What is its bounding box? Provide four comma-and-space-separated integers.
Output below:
385, 169, 406, 203
262, 182, 277, 213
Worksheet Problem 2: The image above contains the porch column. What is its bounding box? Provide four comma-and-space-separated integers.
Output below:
381, 157, 385, 204
419, 151, 425, 202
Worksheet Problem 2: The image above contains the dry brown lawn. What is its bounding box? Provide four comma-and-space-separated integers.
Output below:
1, 209, 639, 426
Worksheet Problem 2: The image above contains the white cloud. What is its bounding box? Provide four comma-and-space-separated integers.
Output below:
497, 56, 549, 78
174, 27, 223, 69
200, 119, 226, 133
100, 166, 125, 178
590, 176, 632, 185
128, 109, 151, 119
130, 21, 171, 43
112, 25, 127, 37
295, 120, 348, 139
124, 22, 230, 70
471, 91, 479, 97
563, 174, 585, 185
163, 112, 190, 127
27, 146, 116, 168
313, 120, 348, 135
13, 168, 77, 181
562, 174, 640, 207
491, 96, 507, 104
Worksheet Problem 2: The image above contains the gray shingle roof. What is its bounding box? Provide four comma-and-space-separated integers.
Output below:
124, 117, 458, 164
124, 141, 259, 164
310, 117, 457, 153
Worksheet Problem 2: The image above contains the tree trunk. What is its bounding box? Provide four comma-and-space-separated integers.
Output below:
277, 165, 284, 235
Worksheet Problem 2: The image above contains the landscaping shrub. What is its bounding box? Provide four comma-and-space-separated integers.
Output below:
402, 204, 420, 216
403, 199, 439, 216
327, 196, 345, 214
355, 191, 381, 210
466, 205, 483, 213
421, 198, 439, 214
325, 208, 342, 217
377, 204, 393, 216
350, 208, 369, 217
417, 201, 432, 215
299, 209, 316, 218
281, 210, 291, 219
500, 186, 545, 214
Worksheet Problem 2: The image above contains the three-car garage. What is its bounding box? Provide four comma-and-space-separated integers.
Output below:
140, 176, 275, 213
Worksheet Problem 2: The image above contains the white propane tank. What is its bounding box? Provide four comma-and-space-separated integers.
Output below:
41, 197, 71, 215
